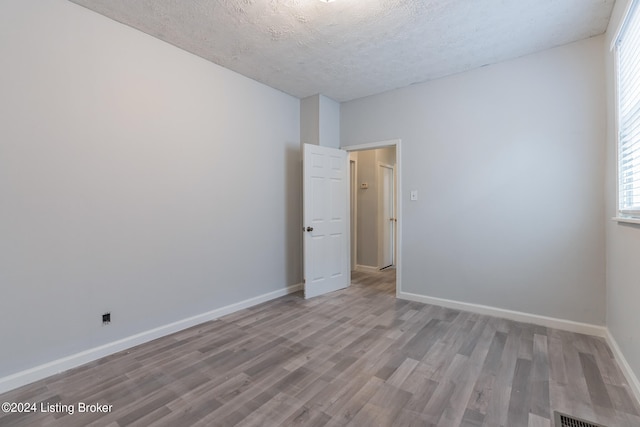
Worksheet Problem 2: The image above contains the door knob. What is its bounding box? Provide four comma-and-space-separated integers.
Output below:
306, 226, 314, 232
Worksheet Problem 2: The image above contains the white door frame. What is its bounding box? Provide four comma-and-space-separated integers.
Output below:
343, 140, 402, 297
349, 157, 358, 270
377, 162, 395, 269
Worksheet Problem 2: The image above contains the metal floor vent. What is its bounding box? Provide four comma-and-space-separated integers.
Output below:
554, 411, 607, 427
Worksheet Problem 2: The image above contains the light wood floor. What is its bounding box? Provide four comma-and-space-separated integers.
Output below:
1, 270, 639, 427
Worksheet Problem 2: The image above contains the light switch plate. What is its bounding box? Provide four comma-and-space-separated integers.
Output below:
410, 190, 418, 201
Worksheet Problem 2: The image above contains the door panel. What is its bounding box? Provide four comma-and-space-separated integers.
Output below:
303, 144, 349, 299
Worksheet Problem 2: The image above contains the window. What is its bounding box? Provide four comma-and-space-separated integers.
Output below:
616, 0, 640, 218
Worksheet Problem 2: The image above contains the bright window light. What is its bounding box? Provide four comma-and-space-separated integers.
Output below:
616, 0, 640, 217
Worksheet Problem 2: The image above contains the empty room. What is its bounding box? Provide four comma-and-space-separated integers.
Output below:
1, 0, 640, 426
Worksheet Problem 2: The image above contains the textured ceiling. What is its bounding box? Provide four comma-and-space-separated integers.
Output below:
68, 0, 615, 102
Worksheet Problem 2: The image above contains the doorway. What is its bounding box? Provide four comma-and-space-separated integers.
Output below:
344, 140, 401, 296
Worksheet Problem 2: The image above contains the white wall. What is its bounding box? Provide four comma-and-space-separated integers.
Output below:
605, 0, 640, 389
300, 94, 340, 148
342, 36, 607, 324
301, 95, 320, 146
318, 95, 340, 149
0, 0, 301, 379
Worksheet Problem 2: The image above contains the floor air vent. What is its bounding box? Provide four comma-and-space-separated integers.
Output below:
554, 411, 606, 427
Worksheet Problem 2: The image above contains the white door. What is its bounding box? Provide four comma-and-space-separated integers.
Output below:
303, 143, 350, 299
379, 164, 394, 269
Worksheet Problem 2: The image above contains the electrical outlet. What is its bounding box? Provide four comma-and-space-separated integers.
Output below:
102, 312, 111, 325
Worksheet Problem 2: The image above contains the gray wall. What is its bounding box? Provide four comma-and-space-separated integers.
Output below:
319, 95, 340, 149
342, 36, 607, 325
0, 0, 301, 378
301, 95, 321, 146
301, 94, 340, 148
605, 0, 640, 388
354, 147, 396, 268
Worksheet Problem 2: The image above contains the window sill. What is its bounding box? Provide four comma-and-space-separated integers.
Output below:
612, 216, 640, 225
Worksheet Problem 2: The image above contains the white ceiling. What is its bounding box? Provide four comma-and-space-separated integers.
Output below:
68, 0, 616, 102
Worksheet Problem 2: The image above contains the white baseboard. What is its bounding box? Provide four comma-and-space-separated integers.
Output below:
0, 283, 303, 395
604, 330, 640, 405
397, 291, 607, 337
355, 265, 379, 273
398, 291, 640, 405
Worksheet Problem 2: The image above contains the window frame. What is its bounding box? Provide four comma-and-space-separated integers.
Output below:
615, 0, 640, 220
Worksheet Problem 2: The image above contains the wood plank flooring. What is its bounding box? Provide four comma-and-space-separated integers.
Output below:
1, 269, 639, 426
